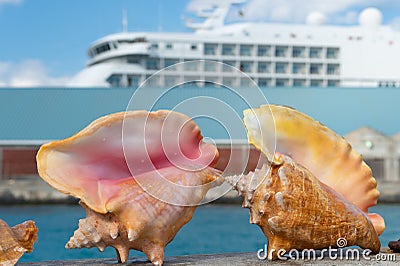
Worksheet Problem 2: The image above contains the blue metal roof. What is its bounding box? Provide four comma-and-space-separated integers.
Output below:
1, 86, 399, 141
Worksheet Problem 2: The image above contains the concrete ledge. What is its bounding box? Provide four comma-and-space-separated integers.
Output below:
20, 249, 400, 265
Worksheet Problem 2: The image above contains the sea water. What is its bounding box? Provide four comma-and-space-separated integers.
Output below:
1, 204, 399, 262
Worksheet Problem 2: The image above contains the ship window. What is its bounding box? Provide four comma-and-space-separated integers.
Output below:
184, 60, 199, 71
258, 62, 269, 73
293, 79, 306, 86
240, 78, 252, 87
327, 48, 339, 59
275, 46, 288, 57
127, 56, 141, 64
94, 43, 111, 55
204, 76, 219, 85
275, 62, 288, 74
292, 63, 306, 74
204, 61, 217, 72
146, 75, 160, 87
292, 47, 305, 58
258, 78, 270, 87
166, 43, 173, 49
309, 47, 322, 58
223, 61, 236, 72
310, 63, 322, 74
327, 64, 339, 75
146, 59, 159, 70
222, 77, 236, 86
240, 61, 253, 72
310, 79, 323, 86
151, 43, 158, 49
327, 80, 340, 87
191, 44, 198, 50
165, 76, 179, 87
276, 79, 288, 86
222, 44, 236, 56
257, 45, 270, 56
240, 45, 253, 56
127, 75, 140, 87
164, 59, 179, 69
204, 43, 217, 55
106, 74, 122, 87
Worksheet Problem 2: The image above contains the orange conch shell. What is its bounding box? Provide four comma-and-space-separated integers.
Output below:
37, 110, 221, 265
0, 219, 38, 266
226, 154, 380, 260
242, 104, 385, 235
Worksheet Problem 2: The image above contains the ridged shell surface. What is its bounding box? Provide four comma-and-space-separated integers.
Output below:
243, 104, 384, 235
0, 219, 38, 266
36, 110, 220, 265
226, 154, 380, 260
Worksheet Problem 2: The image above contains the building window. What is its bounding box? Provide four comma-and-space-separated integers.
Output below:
258, 62, 269, 73
275, 62, 288, 74
292, 46, 305, 58
275, 46, 288, 57
240, 61, 253, 72
293, 79, 306, 86
309, 47, 322, 58
365, 158, 384, 180
257, 45, 270, 56
327, 47, 339, 59
240, 45, 253, 56
222, 44, 236, 56
204, 43, 217, 55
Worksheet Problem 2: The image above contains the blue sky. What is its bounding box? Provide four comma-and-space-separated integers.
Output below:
1, 0, 400, 87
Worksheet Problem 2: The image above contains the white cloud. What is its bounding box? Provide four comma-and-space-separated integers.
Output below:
0, 0, 22, 6
187, 0, 400, 24
0, 60, 70, 87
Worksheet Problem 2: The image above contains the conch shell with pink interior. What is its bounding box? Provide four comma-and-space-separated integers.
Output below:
0, 219, 38, 266
225, 104, 385, 260
36, 110, 221, 265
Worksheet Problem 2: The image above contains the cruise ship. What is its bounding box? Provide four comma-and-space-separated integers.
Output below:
68, 0, 400, 88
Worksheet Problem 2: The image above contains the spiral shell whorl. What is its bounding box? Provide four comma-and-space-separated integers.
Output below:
227, 155, 380, 260
0, 219, 38, 266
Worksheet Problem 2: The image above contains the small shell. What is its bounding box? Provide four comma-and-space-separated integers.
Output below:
243, 104, 385, 235
36, 110, 221, 265
226, 155, 380, 260
0, 219, 38, 266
